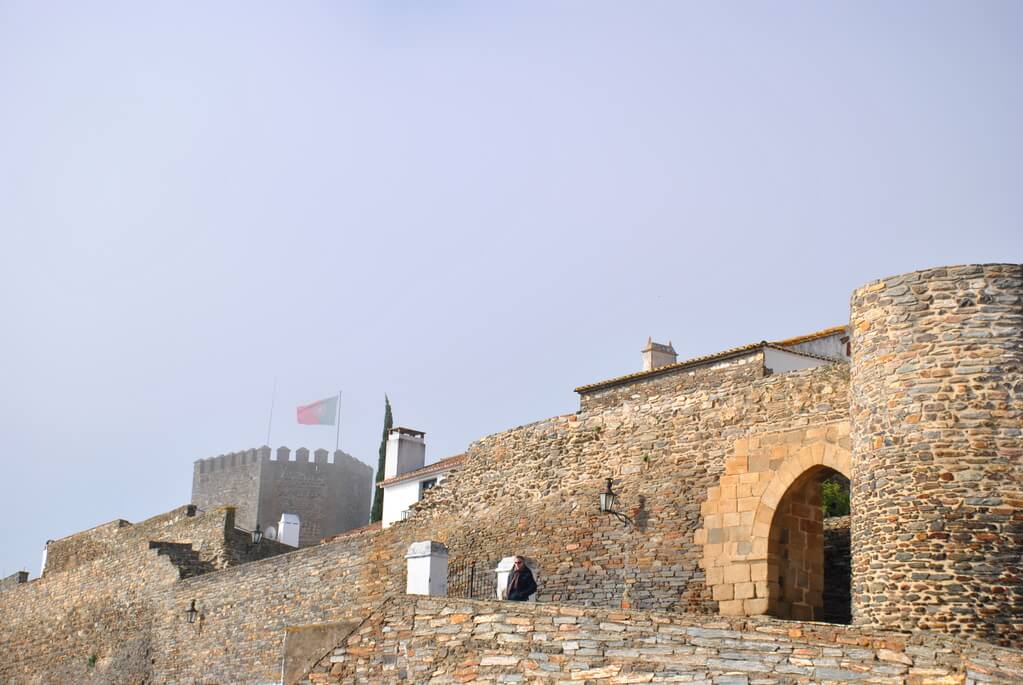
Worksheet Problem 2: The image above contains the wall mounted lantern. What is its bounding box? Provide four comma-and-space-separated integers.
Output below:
251, 524, 263, 544
600, 478, 617, 513
599, 478, 633, 524
185, 600, 199, 624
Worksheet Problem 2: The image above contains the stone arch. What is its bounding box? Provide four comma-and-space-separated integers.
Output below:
695, 421, 851, 617
765, 463, 845, 621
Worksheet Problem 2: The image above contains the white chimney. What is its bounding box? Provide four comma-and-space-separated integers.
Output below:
278, 513, 300, 547
642, 338, 677, 371
40, 540, 52, 577
385, 427, 426, 479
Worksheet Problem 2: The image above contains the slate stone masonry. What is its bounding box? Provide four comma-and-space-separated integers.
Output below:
850, 263, 1023, 645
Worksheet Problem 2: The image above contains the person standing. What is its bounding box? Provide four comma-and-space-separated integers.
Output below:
506, 555, 537, 601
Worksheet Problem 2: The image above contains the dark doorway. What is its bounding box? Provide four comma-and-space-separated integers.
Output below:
767, 467, 851, 623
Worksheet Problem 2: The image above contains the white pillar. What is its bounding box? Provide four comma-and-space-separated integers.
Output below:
405, 541, 448, 596
279, 513, 300, 547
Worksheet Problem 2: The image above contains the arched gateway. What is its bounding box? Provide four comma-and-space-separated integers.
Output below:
695, 421, 851, 620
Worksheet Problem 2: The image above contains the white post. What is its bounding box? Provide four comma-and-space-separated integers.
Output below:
405, 541, 449, 596
279, 513, 300, 547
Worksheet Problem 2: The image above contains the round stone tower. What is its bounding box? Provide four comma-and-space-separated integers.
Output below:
849, 264, 1023, 646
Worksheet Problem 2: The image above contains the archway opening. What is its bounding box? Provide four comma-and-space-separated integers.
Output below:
767, 465, 850, 623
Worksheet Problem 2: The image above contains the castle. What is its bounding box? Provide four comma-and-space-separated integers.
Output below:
1, 263, 1020, 685
191, 446, 372, 547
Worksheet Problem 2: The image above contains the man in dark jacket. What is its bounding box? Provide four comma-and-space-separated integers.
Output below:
506, 556, 537, 601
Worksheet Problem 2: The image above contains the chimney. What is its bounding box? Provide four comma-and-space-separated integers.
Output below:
642, 337, 677, 371
385, 427, 426, 480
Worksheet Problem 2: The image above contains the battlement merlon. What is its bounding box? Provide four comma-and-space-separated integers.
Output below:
194, 446, 371, 474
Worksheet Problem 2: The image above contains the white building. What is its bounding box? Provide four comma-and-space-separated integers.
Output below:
379, 427, 463, 528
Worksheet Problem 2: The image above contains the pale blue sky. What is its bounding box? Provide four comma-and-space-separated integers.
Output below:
1, 2, 1020, 576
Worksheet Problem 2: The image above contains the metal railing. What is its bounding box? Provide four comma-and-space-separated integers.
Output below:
447, 559, 494, 600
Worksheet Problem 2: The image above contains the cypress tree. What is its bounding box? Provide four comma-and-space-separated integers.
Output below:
370, 395, 393, 523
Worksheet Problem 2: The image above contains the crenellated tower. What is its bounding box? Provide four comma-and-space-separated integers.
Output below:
191, 446, 372, 547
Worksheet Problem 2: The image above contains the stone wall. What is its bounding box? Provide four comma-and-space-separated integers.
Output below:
4, 262, 1020, 682
0, 506, 293, 685
695, 423, 851, 620
412, 362, 850, 615
577, 350, 764, 411
192, 446, 373, 547
304, 596, 1023, 684
850, 264, 1023, 645
148, 523, 397, 685
0, 571, 28, 593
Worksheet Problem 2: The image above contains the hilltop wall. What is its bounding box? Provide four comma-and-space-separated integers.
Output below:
0, 355, 850, 684
0, 506, 291, 685
410, 359, 850, 613
305, 596, 1023, 684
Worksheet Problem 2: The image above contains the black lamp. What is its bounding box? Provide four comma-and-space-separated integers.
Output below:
600, 478, 617, 513
185, 600, 198, 624
599, 477, 633, 524
252, 524, 263, 544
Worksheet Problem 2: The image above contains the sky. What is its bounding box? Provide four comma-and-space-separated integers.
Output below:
0, 1, 1020, 577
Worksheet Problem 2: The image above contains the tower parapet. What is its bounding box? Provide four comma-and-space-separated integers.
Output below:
191, 445, 373, 546
849, 263, 1023, 645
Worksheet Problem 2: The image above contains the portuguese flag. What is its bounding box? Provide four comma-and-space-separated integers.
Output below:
297, 395, 338, 425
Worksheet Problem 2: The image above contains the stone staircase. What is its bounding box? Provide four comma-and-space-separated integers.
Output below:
148, 541, 216, 579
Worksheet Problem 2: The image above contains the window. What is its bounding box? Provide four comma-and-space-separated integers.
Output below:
419, 478, 438, 498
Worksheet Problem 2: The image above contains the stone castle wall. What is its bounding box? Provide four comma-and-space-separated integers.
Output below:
2, 262, 1020, 683
305, 596, 1023, 684
412, 361, 849, 614
850, 264, 1023, 645
192, 446, 373, 546
0, 506, 293, 684
577, 351, 763, 411
0, 358, 850, 683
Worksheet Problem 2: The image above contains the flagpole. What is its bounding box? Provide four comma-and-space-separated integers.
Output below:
265, 377, 277, 446
335, 391, 342, 451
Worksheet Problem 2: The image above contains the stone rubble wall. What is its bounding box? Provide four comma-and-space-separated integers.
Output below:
577, 352, 763, 412
0, 570, 29, 593
0, 359, 851, 684
0, 506, 293, 685
413, 362, 850, 614
304, 595, 1023, 684
850, 264, 1023, 645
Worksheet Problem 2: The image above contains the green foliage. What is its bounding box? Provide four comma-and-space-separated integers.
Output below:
821, 478, 850, 517
369, 395, 393, 523
87, 654, 97, 668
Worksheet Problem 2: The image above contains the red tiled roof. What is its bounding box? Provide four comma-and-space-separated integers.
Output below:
377, 454, 465, 488
773, 325, 847, 347
575, 326, 847, 394
574, 342, 764, 394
